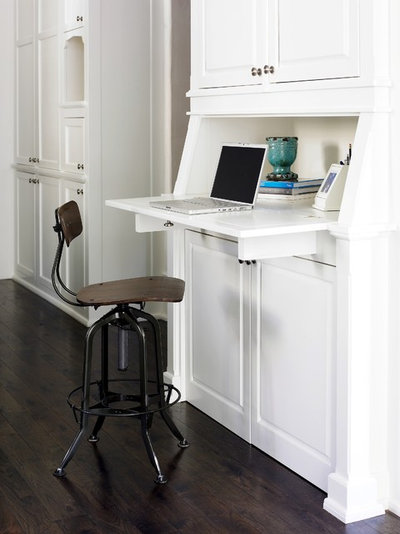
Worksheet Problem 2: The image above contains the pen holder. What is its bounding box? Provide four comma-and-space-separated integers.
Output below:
266, 137, 298, 181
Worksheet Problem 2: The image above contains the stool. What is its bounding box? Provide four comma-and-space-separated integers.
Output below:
51, 200, 188, 484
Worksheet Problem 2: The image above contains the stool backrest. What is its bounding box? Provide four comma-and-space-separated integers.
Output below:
57, 201, 83, 246
51, 200, 83, 306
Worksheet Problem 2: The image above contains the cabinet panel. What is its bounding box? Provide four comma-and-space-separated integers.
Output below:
15, 172, 36, 279
251, 256, 336, 490
16, 0, 34, 41
64, 0, 85, 31
269, 0, 360, 83
37, 0, 58, 34
37, 33, 59, 169
185, 231, 251, 441
37, 176, 61, 289
61, 116, 85, 173
191, 0, 267, 89
16, 41, 35, 165
61, 181, 85, 292
191, 0, 360, 91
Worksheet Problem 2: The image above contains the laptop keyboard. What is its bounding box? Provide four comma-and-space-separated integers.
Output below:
177, 197, 239, 208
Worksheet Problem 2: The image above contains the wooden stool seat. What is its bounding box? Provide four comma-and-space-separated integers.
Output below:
77, 276, 185, 307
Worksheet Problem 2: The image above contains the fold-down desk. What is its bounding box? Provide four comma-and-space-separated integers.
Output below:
105, 195, 339, 261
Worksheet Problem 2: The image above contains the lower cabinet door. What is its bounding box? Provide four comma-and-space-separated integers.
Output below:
15, 171, 36, 280
61, 180, 85, 293
36, 175, 61, 290
251, 256, 336, 491
185, 230, 252, 441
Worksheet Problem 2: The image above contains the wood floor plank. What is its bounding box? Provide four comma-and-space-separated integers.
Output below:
0, 280, 399, 533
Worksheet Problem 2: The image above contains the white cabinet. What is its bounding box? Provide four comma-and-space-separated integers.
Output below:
60, 114, 85, 174
268, 0, 359, 84
185, 230, 252, 441
14, 0, 154, 323
184, 229, 336, 490
63, 0, 86, 31
251, 256, 336, 491
191, 0, 360, 90
15, 0, 59, 169
191, 0, 268, 89
15, 171, 61, 291
15, 171, 36, 279
36, 175, 62, 289
60, 180, 85, 293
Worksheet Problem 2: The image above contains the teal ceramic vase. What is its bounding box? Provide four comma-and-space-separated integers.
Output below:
266, 136, 298, 181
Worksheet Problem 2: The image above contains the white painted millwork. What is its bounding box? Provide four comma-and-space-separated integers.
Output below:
14, 0, 171, 324
191, 0, 361, 91
251, 256, 336, 491
15, 171, 61, 291
16, 0, 59, 168
185, 230, 252, 441
107, 0, 400, 525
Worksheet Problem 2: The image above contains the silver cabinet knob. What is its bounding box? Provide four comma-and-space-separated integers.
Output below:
164, 220, 174, 227
76, 188, 84, 195
76, 15, 83, 22
263, 65, 275, 74
77, 163, 84, 170
251, 67, 258, 76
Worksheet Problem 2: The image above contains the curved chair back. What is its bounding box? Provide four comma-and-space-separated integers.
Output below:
52, 201, 83, 306
57, 200, 83, 246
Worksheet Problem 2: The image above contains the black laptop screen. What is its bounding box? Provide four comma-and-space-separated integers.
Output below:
210, 145, 266, 204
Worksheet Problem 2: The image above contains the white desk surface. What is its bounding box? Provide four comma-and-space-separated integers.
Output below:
106, 194, 339, 239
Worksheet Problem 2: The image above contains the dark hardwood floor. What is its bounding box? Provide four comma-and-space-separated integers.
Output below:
0, 279, 399, 533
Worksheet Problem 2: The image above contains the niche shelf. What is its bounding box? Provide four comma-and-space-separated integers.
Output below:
64, 34, 85, 104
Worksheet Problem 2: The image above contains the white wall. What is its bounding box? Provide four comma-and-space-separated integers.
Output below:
151, 0, 190, 283
0, 0, 15, 278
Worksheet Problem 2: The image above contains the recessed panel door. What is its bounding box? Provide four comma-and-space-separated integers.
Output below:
269, 0, 360, 83
185, 230, 252, 441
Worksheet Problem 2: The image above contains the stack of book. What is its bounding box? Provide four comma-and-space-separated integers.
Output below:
259, 178, 323, 201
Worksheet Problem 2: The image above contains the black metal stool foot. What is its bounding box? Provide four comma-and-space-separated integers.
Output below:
53, 467, 66, 478
178, 439, 190, 448
88, 434, 100, 443
155, 474, 168, 484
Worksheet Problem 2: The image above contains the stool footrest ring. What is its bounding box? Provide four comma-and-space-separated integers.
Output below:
66, 378, 181, 418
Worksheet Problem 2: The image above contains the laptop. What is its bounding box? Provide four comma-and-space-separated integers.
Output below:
150, 143, 268, 215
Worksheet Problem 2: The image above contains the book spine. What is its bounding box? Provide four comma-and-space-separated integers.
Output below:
259, 187, 320, 195
259, 179, 323, 189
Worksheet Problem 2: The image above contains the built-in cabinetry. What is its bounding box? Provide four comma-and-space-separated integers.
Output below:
185, 226, 336, 491
106, 0, 397, 524
15, 170, 85, 295
183, 0, 395, 524
14, 0, 153, 323
16, 0, 59, 168
191, 0, 361, 90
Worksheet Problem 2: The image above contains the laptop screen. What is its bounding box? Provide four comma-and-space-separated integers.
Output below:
210, 145, 267, 204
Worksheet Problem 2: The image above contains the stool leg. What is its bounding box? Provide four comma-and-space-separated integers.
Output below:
141, 415, 167, 484
54, 317, 104, 477
88, 324, 109, 443
125, 312, 168, 483
146, 313, 189, 449
53, 413, 89, 477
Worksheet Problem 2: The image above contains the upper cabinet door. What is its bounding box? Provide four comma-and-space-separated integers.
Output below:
268, 0, 360, 83
37, 0, 58, 34
191, 0, 268, 89
64, 0, 86, 31
16, 0, 34, 42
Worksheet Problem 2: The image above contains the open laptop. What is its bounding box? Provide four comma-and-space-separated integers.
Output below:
150, 143, 268, 215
